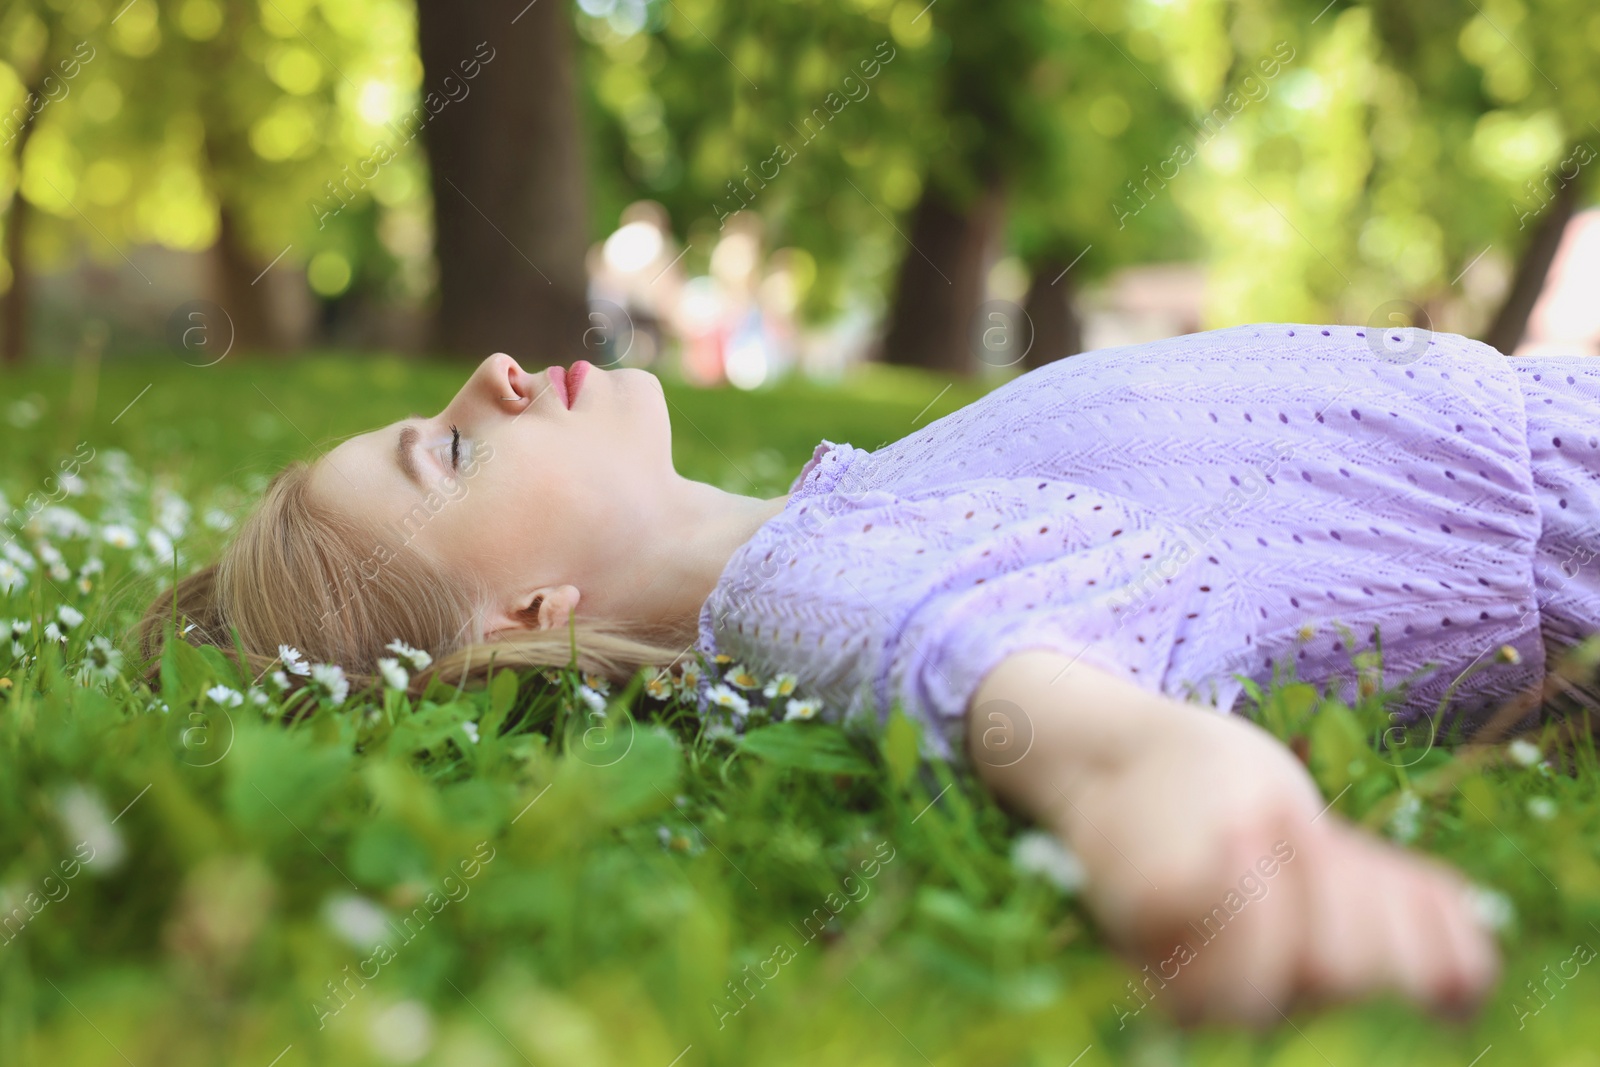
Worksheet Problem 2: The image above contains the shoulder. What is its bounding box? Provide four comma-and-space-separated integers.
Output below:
700, 475, 1179, 649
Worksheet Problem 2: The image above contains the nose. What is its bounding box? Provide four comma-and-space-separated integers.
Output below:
449, 353, 535, 420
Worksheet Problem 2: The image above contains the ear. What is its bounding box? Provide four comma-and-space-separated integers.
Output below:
484, 585, 582, 639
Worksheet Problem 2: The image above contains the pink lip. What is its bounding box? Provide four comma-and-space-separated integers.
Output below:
546, 365, 568, 408
567, 361, 590, 407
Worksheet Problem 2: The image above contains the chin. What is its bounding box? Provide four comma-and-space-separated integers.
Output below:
619, 370, 673, 451
614, 366, 665, 408
620, 366, 663, 391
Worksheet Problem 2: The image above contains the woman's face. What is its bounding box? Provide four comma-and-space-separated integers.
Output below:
310, 354, 674, 633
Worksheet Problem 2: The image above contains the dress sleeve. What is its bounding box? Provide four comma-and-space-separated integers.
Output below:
700, 476, 1260, 766
870, 480, 1261, 763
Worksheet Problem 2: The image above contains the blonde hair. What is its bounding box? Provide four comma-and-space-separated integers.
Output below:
136, 461, 691, 695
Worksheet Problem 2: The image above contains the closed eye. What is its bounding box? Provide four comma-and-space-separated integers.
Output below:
450, 425, 461, 470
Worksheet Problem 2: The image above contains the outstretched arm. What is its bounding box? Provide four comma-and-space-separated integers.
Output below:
968, 649, 1499, 1026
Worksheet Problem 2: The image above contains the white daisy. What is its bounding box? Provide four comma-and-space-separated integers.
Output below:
763, 673, 799, 700
644, 669, 674, 701
202, 508, 234, 531
43, 622, 65, 643
1387, 789, 1422, 844
677, 661, 704, 692
321, 893, 391, 952
1527, 796, 1557, 821
1011, 829, 1086, 892
577, 685, 608, 717
145, 528, 176, 565
248, 688, 269, 707
7, 618, 29, 656
1, 541, 35, 571
784, 697, 822, 722
461, 721, 480, 744
581, 672, 611, 695
377, 657, 409, 691
309, 663, 350, 707
1465, 883, 1516, 933
38, 504, 89, 538
156, 493, 191, 539
707, 683, 750, 719
47, 561, 69, 582
100, 525, 138, 550
54, 785, 126, 872
100, 446, 133, 469
76, 636, 123, 684
4, 398, 40, 428
279, 645, 311, 676
269, 670, 291, 691
384, 639, 432, 673
206, 684, 244, 708
725, 664, 763, 690
0, 560, 24, 593
1507, 738, 1543, 767
57, 604, 84, 629
78, 557, 104, 578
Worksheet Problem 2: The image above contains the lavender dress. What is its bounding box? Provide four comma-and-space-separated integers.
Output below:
697, 324, 1600, 761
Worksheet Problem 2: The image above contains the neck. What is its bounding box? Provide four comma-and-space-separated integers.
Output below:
603, 475, 788, 645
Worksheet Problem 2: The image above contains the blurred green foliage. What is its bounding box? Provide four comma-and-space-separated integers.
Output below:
2, 0, 1598, 338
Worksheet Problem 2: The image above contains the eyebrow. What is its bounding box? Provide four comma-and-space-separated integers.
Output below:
396, 424, 423, 488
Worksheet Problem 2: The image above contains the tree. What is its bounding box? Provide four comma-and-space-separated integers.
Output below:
873, 2, 1046, 375
1367, 0, 1599, 351
878, 176, 1007, 375
1483, 157, 1583, 355
0, 2, 70, 365
415, 0, 591, 363
575, 0, 1201, 375
576, 1, 942, 339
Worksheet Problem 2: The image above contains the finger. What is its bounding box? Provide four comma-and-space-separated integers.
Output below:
1368, 839, 1450, 1008
1423, 864, 1502, 1014
1221, 826, 1309, 1027
1301, 828, 1426, 1010
1182, 825, 1303, 1028
1295, 825, 1376, 1011
1391, 853, 1469, 1013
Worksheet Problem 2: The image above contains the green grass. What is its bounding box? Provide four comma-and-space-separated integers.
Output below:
3, 351, 1600, 1066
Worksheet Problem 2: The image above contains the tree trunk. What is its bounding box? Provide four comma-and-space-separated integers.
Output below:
195, 3, 284, 357
207, 202, 282, 354
415, 0, 591, 364
2, 177, 31, 367
1021, 255, 1083, 370
1483, 169, 1582, 355
879, 177, 1007, 375
1, 87, 43, 366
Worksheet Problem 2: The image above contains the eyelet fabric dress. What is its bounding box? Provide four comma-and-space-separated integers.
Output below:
698, 323, 1596, 763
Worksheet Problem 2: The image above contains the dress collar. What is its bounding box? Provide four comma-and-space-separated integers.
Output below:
789, 439, 861, 497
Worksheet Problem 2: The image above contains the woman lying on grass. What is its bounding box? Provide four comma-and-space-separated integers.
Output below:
144, 321, 1600, 1025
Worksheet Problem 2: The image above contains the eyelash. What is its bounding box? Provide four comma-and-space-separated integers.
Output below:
449, 425, 461, 470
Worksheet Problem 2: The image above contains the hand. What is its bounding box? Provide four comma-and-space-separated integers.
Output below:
1055, 710, 1501, 1026
968, 651, 1500, 1028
